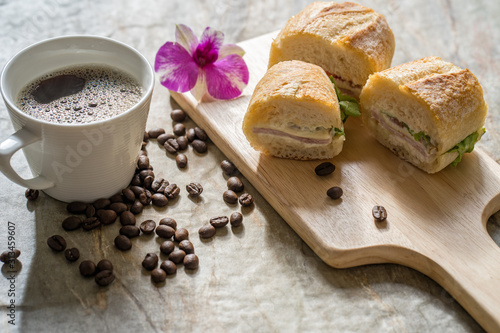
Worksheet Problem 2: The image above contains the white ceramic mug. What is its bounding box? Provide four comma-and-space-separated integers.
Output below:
0, 36, 154, 202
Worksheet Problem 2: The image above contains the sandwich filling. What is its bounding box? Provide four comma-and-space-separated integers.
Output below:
252, 124, 344, 145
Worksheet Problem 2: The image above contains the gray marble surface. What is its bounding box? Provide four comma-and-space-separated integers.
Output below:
0, 0, 499, 332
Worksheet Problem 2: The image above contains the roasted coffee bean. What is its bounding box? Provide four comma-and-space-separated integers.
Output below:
173, 123, 186, 136
168, 249, 186, 264
156, 225, 175, 239
239, 193, 254, 206
97, 209, 118, 225
0, 249, 21, 263
47, 235, 67, 252
122, 188, 136, 203
120, 211, 136, 226
191, 139, 207, 153
157, 133, 175, 146
186, 128, 196, 142
372, 205, 388, 222
137, 155, 150, 170
183, 254, 199, 270
171, 109, 186, 122
138, 190, 152, 206
198, 225, 216, 238
62, 216, 82, 231
151, 178, 166, 193
64, 247, 80, 262
178, 240, 195, 254
109, 202, 128, 215
93, 198, 111, 210
315, 162, 336, 176
97, 259, 114, 272
95, 270, 115, 286
210, 216, 229, 228
79, 260, 96, 277
174, 228, 189, 242
130, 173, 142, 186
194, 127, 208, 141
152, 193, 169, 207
82, 217, 101, 231
220, 160, 238, 175
85, 204, 96, 218
160, 260, 177, 275
164, 138, 180, 154
186, 182, 203, 197
164, 184, 180, 200
148, 128, 165, 138
227, 177, 244, 192
223, 190, 238, 204
130, 185, 145, 198
109, 193, 124, 203
230, 212, 243, 227
25, 189, 39, 201
130, 200, 144, 214
143, 131, 150, 142
140, 220, 156, 234
143, 175, 154, 189
139, 149, 148, 157
159, 217, 177, 229
114, 235, 132, 251
176, 153, 188, 168
141, 141, 147, 150
139, 169, 154, 181
176, 136, 189, 150
67, 201, 88, 214
151, 268, 167, 283
160, 240, 175, 255
142, 253, 159, 270
327, 186, 343, 200
120, 225, 140, 238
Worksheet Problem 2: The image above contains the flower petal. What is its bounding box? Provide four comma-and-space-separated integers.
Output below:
218, 44, 245, 59
154, 42, 199, 92
204, 54, 249, 100
175, 24, 198, 55
199, 27, 224, 55
190, 71, 208, 101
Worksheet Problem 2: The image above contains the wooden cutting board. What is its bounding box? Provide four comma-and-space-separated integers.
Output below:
170, 32, 500, 332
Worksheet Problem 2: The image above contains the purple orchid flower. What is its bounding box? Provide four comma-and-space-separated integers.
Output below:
155, 24, 249, 101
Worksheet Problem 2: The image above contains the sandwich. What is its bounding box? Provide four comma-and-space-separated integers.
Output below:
242, 60, 354, 160
360, 56, 488, 173
268, 1, 395, 98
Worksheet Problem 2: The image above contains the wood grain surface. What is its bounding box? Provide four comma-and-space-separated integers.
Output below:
171, 32, 500, 332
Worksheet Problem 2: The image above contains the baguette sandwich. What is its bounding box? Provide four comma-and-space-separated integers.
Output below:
360, 56, 488, 173
268, 1, 395, 98
242, 60, 346, 160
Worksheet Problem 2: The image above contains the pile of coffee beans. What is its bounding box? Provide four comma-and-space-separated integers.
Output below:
222, 175, 254, 207
198, 212, 243, 239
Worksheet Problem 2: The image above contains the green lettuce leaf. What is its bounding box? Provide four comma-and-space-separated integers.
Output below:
329, 76, 360, 122
334, 127, 345, 137
448, 128, 485, 167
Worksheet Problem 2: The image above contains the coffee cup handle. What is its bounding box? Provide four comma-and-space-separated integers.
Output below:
0, 128, 54, 189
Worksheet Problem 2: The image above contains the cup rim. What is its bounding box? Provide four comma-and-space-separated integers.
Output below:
0, 35, 155, 128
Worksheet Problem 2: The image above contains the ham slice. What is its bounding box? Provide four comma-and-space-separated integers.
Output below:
253, 127, 332, 145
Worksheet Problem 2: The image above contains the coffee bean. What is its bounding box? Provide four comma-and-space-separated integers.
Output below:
210, 216, 229, 228
178, 240, 194, 254
143, 175, 154, 189
176, 153, 188, 168
137, 155, 150, 170
157, 133, 176, 146
173, 123, 186, 136
148, 128, 165, 139
64, 247, 80, 262
191, 139, 207, 153
109, 193, 124, 203
130, 200, 144, 214
79, 260, 96, 277
164, 138, 179, 154
139, 169, 154, 181
67, 201, 88, 214
327, 186, 343, 200
220, 160, 238, 175
47, 235, 66, 252
120, 211, 136, 226
85, 204, 96, 218
130, 185, 145, 198
223, 190, 238, 204
142, 253, 159, 270
97, 259, 113, 272
109, 202, 128, 215
97, 209, 118, 225
156, 225, 175, 239
239, 193, 254, 206
315, 162, 336, 176
227, 177, 244, 192
62, 216, 82, 231
114, 235, 132, 251
140, 220, 156, 234
93, 198, 111, 210
122, 188, 136, 203
138, 190, 152, 206
198, 225, 216, 238
159, 217, 177, 229
186, 128, 196, 142
151, 178, 166, 193
194, 127, 208, 141
164, 184, 180, 200
141, 141, 147, 150
82, 217, 101, 231
186, 182, 203, 197
176, 136, 188, 150
183, 254, 199, 270
0, 249, 20, 263
152, 193, 168, 207
160, 260, 177, 275
25, 189, 39, 201
143, 131, 150, 142
372, 205, 388, 222
168, 249, 186, 264
230, 212, 243, 227
171, 109, 186, 122
95, 270, 115, 286
130, 173, 142, 186
151, 268, 167, 283
120, 225, 140, 238
160, 240, 176, 255
139, 149, 148, 157
174, 228, 189, 242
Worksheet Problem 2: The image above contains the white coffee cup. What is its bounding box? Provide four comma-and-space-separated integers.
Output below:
0, 36, 154, 202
